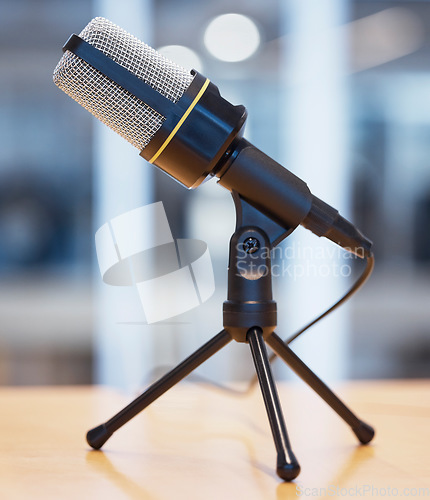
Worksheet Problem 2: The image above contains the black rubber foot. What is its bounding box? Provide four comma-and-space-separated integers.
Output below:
86, 424, 112, 450
276, 462, 301, 481
352, 421, 375, 444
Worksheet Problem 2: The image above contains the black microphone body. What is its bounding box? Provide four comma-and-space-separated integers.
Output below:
138, 71, 371, 257
53, 18, 372, 258
217, 138, 371, 257
137, 71, 314, 237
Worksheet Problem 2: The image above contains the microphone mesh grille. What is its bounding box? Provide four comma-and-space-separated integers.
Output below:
53, 17, 194, 150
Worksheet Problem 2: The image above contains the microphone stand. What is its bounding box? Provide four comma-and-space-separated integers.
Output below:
87, 191, 374, 481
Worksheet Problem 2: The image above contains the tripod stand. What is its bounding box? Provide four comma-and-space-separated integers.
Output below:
87, 192, 375, 481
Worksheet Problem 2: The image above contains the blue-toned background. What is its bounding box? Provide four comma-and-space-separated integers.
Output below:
1, 0, 429, 387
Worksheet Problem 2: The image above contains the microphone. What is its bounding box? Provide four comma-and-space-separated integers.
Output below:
53, 17, 372, 258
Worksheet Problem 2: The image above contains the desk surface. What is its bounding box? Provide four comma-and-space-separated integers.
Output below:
0, 380, 429, 499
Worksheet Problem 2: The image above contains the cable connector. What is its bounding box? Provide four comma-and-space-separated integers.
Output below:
302, 196, 372, 258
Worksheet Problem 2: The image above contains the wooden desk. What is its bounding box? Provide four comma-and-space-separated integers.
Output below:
0, 381, 429, 499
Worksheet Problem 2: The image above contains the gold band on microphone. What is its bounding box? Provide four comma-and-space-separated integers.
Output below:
148, 78, 210, 164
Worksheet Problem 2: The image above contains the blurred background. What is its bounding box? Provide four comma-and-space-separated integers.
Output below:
0, 0, 429, 388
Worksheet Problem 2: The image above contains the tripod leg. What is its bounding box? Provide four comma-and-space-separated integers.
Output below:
266, 332, 374, 444
247, 327, 301, 481
87, 329, 232, 450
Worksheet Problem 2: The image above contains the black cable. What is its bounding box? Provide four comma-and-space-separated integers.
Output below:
246, 253, 375, 391
138, 254, 374, 397
139, 365, 249, 396
284, 253, 374, 346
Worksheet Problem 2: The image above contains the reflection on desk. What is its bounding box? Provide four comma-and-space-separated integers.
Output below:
0, 380, 429, 499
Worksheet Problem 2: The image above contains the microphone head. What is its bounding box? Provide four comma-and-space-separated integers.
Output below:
53, 17, 194, 150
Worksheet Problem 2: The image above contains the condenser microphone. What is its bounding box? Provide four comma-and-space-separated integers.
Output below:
53, 17, 372, 257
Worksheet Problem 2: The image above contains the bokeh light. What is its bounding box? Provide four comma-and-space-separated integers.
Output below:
157, 45, 203, 73
204, 13, 260, 62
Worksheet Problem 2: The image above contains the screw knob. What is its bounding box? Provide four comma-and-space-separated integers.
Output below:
243, 237, 260, 254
